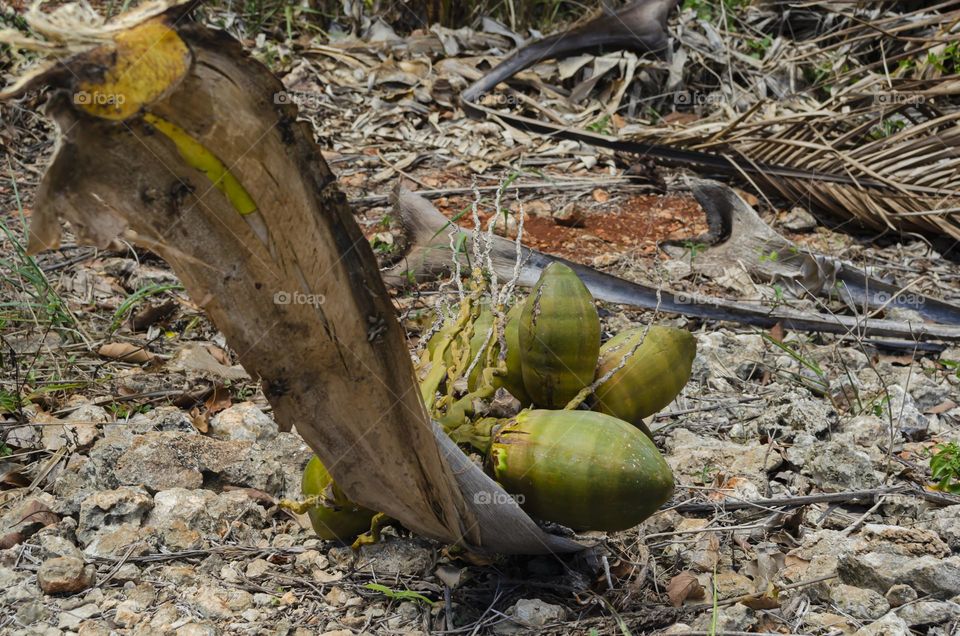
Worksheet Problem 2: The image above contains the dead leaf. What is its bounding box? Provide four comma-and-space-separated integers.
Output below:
131, 299, 178, 331
222, 485, 277, 507
768, 322, 785, 343
167, 344, 249, 382
98, 342, 154, 363
734, 188, 759, 207
740, 583, 780, 610
206, 345, 231, 367
592, 188, 610, 203
925, 399, 957, 415
189, 406, 209, 433
0, 461, 30, 488
876, 352, 915, 366
666, 571, 704, 607
204, 384, 232, 416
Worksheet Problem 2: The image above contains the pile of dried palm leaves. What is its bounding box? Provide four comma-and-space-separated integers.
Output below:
463, 0, 960, 242
641, 0, 960, 241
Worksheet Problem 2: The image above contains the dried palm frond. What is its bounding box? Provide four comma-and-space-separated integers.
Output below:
619, 1, 960, 240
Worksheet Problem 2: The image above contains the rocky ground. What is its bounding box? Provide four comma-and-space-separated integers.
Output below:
3, 9, 960, 636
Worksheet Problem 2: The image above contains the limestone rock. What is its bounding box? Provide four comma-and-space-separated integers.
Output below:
356, 538, 434, 577
829, 584, 890, 620
77, 486, 153, 556
37, 556, 96, 594
145, 488, 268, 549
884, 584, 917, 608
896, 600, 960, 627
208, 402, 277, 442
852, 612, 911, 636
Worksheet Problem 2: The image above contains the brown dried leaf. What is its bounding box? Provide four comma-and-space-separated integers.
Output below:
666, 571, 704, 607
189, 406, 209, 433
740, 583, 780, 610
0, 461, 30, 488
98, 342, 154, 363
926, 399, 957, 415
204, 384, 232, 416
222, 485, 277, 507
131, 299, 178, 331
206, 345, 231, 367
768, 322, 785, 343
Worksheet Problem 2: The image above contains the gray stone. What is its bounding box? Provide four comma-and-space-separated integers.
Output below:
755, 392, 836, 439
15, 599, 49, 625
884, 584, 917, 608
77, 486, 153, 554
691, 603, 756, 632
57, 603, 100, 630
511, 598, 566, 627
896, 600, 960, 627
37, 533, 83, 561
782, 207, 818, 232
114, 432, 248, 491
145, 488, 267, 549
208, 402, 277, 442
792, 435, 882, 491
113, 563, 141, 582
126, 406, 197, 435
884, 385, 929, 441
0, 565, 24, 588
113, 431, 310, 498
244, 558, 271, 579
853, 611, 911, 636
37, 556, 96, 594
188, 584, 254, 619
665, 429, 780, 490
921, 505, 960, 552
829, 584, 889, 620
52, 428, 136, 515
839, 552, 960, 599
842, 415, 886, 446
860, 524, 949, 557
175, 623, 219, 636
42, 402, 109, 451
114, 599, 143, 627
355, 538, 434, 577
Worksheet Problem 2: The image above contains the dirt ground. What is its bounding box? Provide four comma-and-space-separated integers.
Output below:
2, 6, 960, 636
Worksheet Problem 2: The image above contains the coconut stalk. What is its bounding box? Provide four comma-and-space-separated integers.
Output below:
0, 1, 581, 554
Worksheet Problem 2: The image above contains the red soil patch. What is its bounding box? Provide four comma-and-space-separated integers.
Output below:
438, 193, 709, 264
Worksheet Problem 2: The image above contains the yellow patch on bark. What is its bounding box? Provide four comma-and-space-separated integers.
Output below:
143, 113, 258, 215
75, 18, 190, 120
